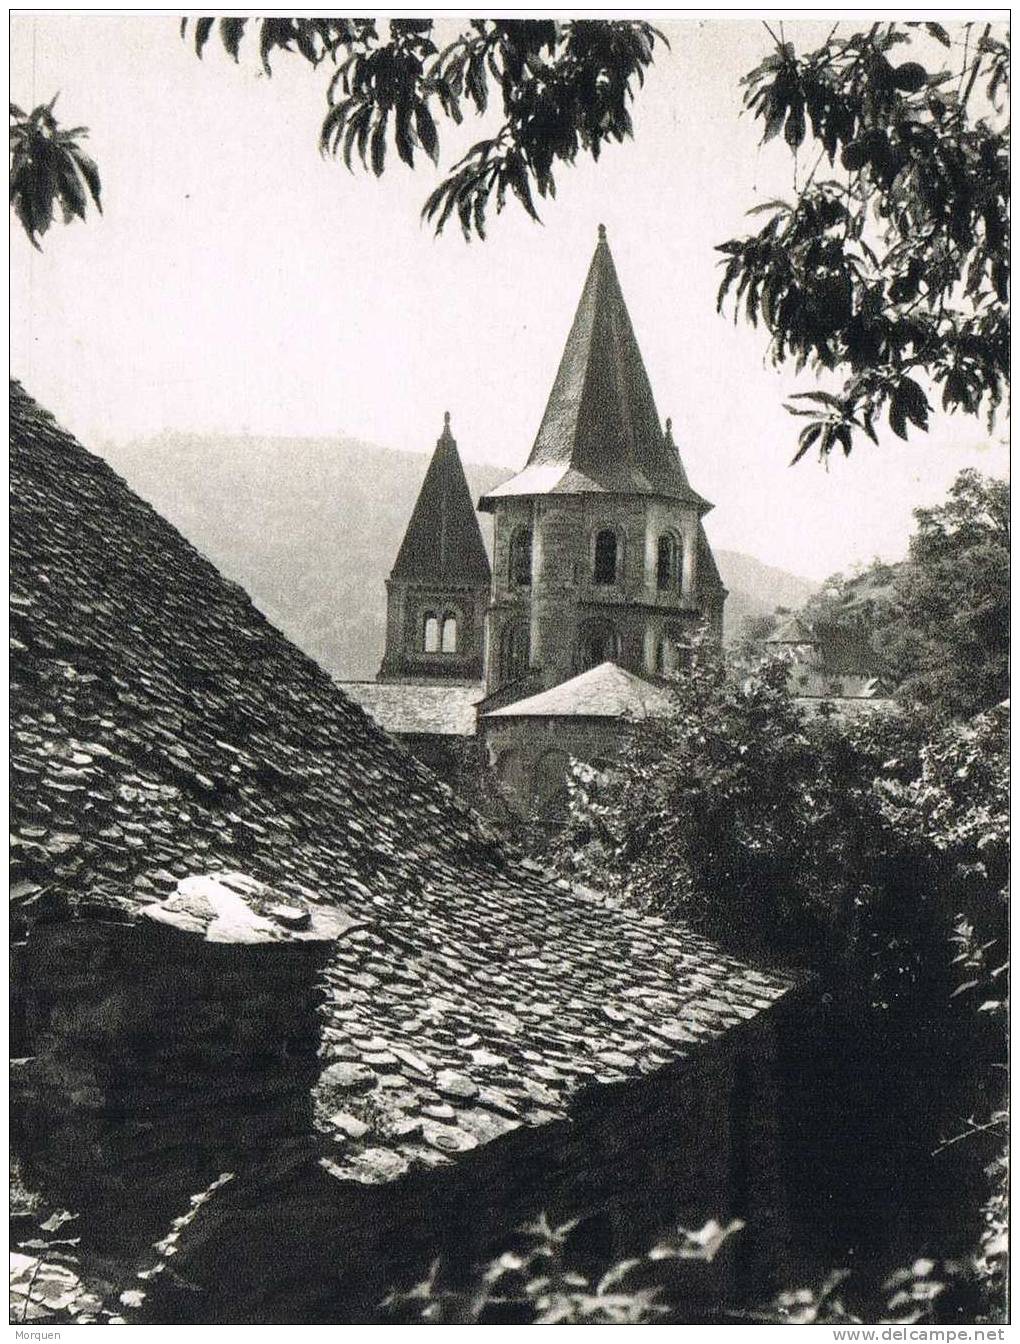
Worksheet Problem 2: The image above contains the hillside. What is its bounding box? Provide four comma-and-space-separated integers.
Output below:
95, 432, 815, 678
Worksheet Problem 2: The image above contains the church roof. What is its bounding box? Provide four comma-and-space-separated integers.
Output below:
337, 680, 485, 737
390, 413, 491, 584
10, 380, 796, 1196
485, 661, 676, 720
480, 227, 711, 512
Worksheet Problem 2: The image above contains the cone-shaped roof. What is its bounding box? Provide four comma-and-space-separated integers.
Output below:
480, 227, 710, 512
390, 413, 491, 583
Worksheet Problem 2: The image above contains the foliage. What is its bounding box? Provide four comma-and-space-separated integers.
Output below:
717, 22, 1009, 459
182, 17, 663, 239
381, 1205, 1008, 1325
886, 469, 1009, 717
752, 472, 1008, 720
555, 631, 940, 978
10, 97, 102, 247
382, 1213, 743, 1324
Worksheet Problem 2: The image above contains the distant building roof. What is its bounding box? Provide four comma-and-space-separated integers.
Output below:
485, 661, 676, 720
390, 413, 491, 584
337, 680, 485, 737
766, 614, 815, 645
480, 227, 711, 512
10, 380, 796, 1198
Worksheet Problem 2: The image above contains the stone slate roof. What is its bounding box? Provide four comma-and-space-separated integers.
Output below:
337, 680, 484, 737
390, 414, 491, 584
485, 661, 676, 721
480, 227, 711, 512
10, 379, 797, 1185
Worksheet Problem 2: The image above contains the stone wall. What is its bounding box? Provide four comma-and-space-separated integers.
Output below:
143, 1009, 794, 1324
379, 578, 489, 682
486, 493, 718, 694
11, 872, 356, 1245
482, 715, 633, 819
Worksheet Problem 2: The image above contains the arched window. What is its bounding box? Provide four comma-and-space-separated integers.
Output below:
509, 526, 533, 588
498, 621, 529, 685
656, 627, 691, 676
593, 529, 618, 586
423, 614, 440, 652
655, 635, 670, 676
575, 618, 620, 672
657, 534, 679, 591
441, 615, 458, 653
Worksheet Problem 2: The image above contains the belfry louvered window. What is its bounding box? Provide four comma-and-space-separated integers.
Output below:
441, 615, 458, 653
423, 614, 440, 652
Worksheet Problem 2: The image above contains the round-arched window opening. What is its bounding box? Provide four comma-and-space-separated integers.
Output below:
423, 614, 440, 653
657, 533, 682, 591
575, 618, 620, 672
441, 615, 458, 653
656, 627, 692, 676
593, 529, 618, 586
498, 621, 529, 685
509, 526, 533, 588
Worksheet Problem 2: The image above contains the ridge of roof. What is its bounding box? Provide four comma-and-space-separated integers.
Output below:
480, 228, 711, 512
10, 378, 797, 1185
485, 661, 676, 719
390, 413, 491, 584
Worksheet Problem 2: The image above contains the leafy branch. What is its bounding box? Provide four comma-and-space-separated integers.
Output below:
717, 22, 1009, 460
182, 17, 664, 240
10, 97, 102, 248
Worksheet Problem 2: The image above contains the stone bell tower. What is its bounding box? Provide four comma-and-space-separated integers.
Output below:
478, 225, 726, 697
378, 413, 491, 683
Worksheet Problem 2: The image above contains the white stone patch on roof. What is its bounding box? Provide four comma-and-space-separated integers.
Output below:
485, 661, 675, 720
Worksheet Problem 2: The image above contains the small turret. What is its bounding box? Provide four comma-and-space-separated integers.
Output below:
378, 413, 490, 683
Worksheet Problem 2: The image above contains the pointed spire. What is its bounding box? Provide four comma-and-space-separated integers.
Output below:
480, 227, 710, 512
389, 413, 491, 583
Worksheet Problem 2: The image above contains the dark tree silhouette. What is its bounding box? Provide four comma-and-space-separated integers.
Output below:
717, 21, 1009, 459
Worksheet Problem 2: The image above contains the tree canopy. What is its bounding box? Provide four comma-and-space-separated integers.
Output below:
182, 17, 663, 240
786, 470, 1008, 719
717, 22, 1009, 460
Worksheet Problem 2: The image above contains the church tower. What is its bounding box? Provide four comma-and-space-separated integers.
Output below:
378, 413, 491, 683
479, 226, 726, 696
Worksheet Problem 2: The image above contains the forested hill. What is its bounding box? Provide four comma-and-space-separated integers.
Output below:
95, 431, 816, 679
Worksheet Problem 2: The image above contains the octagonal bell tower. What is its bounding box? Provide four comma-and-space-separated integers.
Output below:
479, 226, 726, 697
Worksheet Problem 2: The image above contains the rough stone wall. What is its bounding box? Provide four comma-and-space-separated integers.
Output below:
482, 716, 632, 818
379, 578, 488, 682
144, 1011, 794, 1324
11, 873, 353, 1244
486, 494, 719, 694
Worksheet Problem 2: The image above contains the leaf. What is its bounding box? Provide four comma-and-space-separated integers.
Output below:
950, 978, 979, 998
219, 17, 247, 62
790, 422, 823, 464
370, 113, 388, 177
924, 23, 952, 47
193, 17, 214, 56
747, 198, 793, 216
414, 101, 439, 163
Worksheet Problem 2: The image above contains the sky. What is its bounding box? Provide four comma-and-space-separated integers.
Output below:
10, 14, 1009, 581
